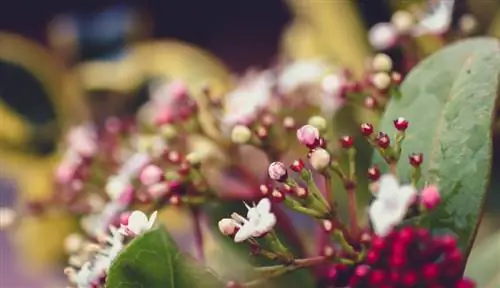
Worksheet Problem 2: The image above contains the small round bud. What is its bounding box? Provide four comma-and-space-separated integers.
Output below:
322, 245, 335, 258
185, 152, 202, 166
368, 22, 398, 50
295, 186, 309, 199
322, 219, 334, 232
371, 72, 391, 91
166, 150, 182, 164
367, 166, 381, 181
372, 53, 393, 72
360, 123, 374, 136
231, 125, 252, 144
391, 72, 403, 85
393, 117, 409, 131
309, 148, 331, 171
283, 116, 296, 130
139, 165, 164, 186
261, 114, 274, 127
169, 195, 182, 205
376, 132, 390, 149
420, 185, 440, 210
169, 80, 189, 101
308, 116, 327, 132
409, 153, 423, 167
148, 182, 170, 199
391, 10, 414, 34
459, 14, 478, 35
255, 126, 268, 139
339, 135, 354, 149
270, 189, 285, 203
364, 96, 377, 109
160, 124, 177, 140
268, 162, 288, 182
260, 184, 272, 196
218, 218, 238, 236
296, 124, 320, 147
290, 159, 305, 172
64, 233, 84, 254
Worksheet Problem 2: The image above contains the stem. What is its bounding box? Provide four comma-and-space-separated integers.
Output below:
323, 172, 333, 209
190, 208, 205, 263
346, 187, 359, 238
245, 256, 327, 287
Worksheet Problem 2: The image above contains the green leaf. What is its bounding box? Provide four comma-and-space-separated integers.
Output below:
465, 231, 500, 287
372, 37, 500, 253
107, 227, 223, 288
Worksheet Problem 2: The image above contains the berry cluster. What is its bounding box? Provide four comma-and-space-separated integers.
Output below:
322, 227, 475, 288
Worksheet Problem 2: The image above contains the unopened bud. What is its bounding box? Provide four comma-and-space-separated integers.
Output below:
391, 10, 414, 34
218, 218, 238, 236
160, 124, 177, 140
308, 115, 327, 132
139, 165, 164, 186
0, 207, 16, 230
420, 185, 441, 210
185, 152, 202, 166
268, 162, 288, 182
309, 148, 331, 171
372, 53, 393, 72
231, 125, 252, 144
371, 72, 391, 91
368, 22, 398, 50
283, 116, 296, 130
297, 124, 320, 147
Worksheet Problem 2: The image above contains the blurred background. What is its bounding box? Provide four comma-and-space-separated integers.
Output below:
1, 0, 499, 287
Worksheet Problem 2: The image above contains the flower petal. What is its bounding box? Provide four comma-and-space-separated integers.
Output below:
378, 174, 400, 199
234, 222, 257, 243
127, 211, 148, 234
256, 198, 272, 214
369, 200, 395, 237
147, 211, 158, 229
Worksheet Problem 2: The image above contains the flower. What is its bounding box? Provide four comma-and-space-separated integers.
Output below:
296, 124, 320, 147
420, 185, 441, 210
66, 124, 98, 158
320, 73, 346, 114
277, 59, 329, 93
121, 210, 158, 237
218, 218, 238, 236
105, 176, 133, 201
268, 162, 288, 182
412, 0, 455, 36
221, 71, 274, 131
139, 164, 164, 186
368, 174, 417, 237
231, 125, 252, 144
309, 148, 331, 171
232, 198, 277, 243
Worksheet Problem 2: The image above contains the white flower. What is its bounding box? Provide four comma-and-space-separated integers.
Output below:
105, 176, 131, 201
368, 174, 417, 237
277, 59, 329, 94
412, 0, 455, 36
121, 210, 157, 236
232, 198, 276, 243
222, 71, 274, 131
368, 22, 398, 50
74, 262, 94, 288
320, 73, 346, 114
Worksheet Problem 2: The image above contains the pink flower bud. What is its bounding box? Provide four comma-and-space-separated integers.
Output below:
147, 182, 170, 199
369, 23, 398, 51
117, 185, 135, 205
154, 107, 175, 126
139, 165, 164, 186
55, 164, 76, 184
420, 185, 440, 210
296, 125, 320, 147
169, 80, 189, 101
218, 218, 238, 236
268, 162, 288, 182
120, 212, 131, 226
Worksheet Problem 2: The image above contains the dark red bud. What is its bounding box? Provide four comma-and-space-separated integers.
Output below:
360, 123, 374, 136
340, 135, 354, 149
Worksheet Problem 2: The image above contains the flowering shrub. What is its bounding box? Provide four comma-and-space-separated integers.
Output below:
2, 2, 500, 288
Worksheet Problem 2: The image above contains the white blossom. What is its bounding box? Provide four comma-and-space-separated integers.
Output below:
121, 210, 157, 237
368, 174, 417, 237
232, 198, 276, 243
277, 59, 329, 93
412, 0, 455, 36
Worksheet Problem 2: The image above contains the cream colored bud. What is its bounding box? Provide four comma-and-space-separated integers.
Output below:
0, 207, 16, 230
64, 233, 84, 254
218, 218, 238, 236
459, 14, 477, 34
231, 125, 252, 144
391, 10, 414, 34
308, 115, 327, 132
186, 152, 202, 165
372, 53, 393, 72
160, 124, 177, 140
371, 72, 391, 90
68, 255, 84, 267
309, 148, 331, 171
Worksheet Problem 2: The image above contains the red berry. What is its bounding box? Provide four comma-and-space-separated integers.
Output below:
290, 159, 305, 172
390, 254, 406, 267
340, 135, 354, 149
422, 263, 440, 283
367, 166, 381, 181
409, 153, 423, 167
398, 227, 415, 243
401, 271, 418, 287
376, 132, 391, 149
371, 236, 386, 251
368, 270, 386, 286
455, 278, 476, 288
366, 250, 380, 265
360, 123, 374, 136
393, 117, 409, 131
438, 235, 457, 252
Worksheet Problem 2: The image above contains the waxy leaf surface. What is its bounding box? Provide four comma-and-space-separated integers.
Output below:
373, 38, 500, 253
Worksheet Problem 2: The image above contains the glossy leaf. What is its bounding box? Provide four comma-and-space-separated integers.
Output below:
372, 37, 500, 253
107, 227, 223, 288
